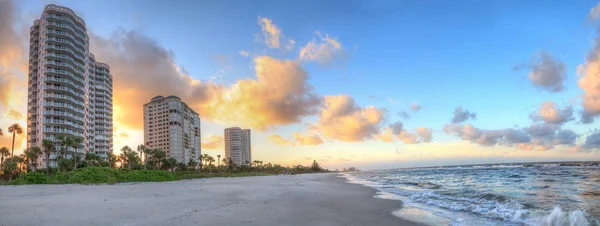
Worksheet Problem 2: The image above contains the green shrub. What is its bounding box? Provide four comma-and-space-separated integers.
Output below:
117, 170, 177, 182
22, 172, 48, 184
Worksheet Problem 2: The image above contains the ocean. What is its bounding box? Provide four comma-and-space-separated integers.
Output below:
343, 162, 600, 226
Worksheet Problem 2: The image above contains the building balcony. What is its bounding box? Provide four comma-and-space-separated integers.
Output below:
43, 76, 85, 92
43, 110, 85, 122
45, 14, 86, 35
43, 93, 84, 106
44, 20, 86, 43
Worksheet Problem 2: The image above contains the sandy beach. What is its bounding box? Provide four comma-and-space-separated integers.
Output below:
0, 173, 419, 226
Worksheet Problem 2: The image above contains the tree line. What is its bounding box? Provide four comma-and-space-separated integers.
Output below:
1, 123, 325, 182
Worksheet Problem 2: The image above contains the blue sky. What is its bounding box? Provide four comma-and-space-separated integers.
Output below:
4, 0, 600, 169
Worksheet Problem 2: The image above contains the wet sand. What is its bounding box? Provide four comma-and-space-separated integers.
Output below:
0, 173, 420, 226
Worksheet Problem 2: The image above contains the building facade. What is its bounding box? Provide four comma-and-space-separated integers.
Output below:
27, 4, 113, 168
143, 96, 201, 163
224, 127, 251, 166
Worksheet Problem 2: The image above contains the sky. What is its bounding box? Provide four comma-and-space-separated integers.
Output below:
1, 0, 600, 170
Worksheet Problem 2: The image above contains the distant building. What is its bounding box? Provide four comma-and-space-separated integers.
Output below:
28, 4, 114, 168
143, 95, 201, 163
224, 127, 251, 166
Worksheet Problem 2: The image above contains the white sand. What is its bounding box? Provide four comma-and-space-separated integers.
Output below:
0, 173, 420, 226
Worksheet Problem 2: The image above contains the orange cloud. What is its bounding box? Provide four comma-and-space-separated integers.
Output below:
201, 135, 224, 150
579, 9, 600, 123
0, 0, 28, 153
7, 109, 22, 120
258, 17, 294, 50
267, 134, 292, 146
90, 31, 320, 132
531, 101, 573, 124
293, 133, 324, 146
268, 133, 324, 146
201, 56, 321, 130
299, 32, 346, 66
315, 95, 384, 142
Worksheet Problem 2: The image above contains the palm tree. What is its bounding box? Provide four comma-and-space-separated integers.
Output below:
41, 139, 55, 176
71, 136, 83, 169
152, 149, 166, 169
0, 146, 10, 165
162, 157, 177, 171
85, 153, 101, 167
208, 156, 215, 166
107, 152, 118, 168
55, 134, 68, 171
142, 147, 152, 170
217, 154, 221, 166
137, 144, 145, 163
8, 123, 23, 157
25, 147, 42, 172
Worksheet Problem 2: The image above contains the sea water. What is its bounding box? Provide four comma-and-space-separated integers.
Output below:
343, 163, 600, 226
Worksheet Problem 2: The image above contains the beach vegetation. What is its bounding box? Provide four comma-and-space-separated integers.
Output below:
1, 143, 328, 185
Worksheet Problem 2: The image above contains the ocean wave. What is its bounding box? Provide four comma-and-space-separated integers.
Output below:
513, 206, 592, 226
408, 192, 596, 225
508, 174, 526, 178
401, 182, 442, 189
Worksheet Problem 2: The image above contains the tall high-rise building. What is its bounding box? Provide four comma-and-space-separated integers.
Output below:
143, 96, 201, 163
27, 4, 113, 168
224, 127, 251, 166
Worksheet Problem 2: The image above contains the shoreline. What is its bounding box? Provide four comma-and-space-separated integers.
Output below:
0, 173, 421, 226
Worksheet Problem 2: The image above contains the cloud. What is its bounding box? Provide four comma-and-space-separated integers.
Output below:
387, 98, 397, 104
374, 128, 395, 142
444, 124, 504, 146
445, 123, 578, 151
376, 122, 431, 144
411, 103, 421, 111
397, 111, 410, 119
0, 0, 28, 153
299, 32, 346, 66
267, 134, 289, 146
526, 51, 567, 92
201, 135, 224, 149
293, 133, 324, 146
90, 31, 320, 131
589, 3, 600, 21
202, 56, 321, 130
503, 129, 531, 145
238, 50, 250, 57
118, 132, 129, 139
415, 127, 433, 142
398, 130, 419, 144
530, 101, 573, 124
315, 95, 384, 142
258, 16, 294, 50
7, 109, 23, 120
389, 121, 404, 134
574, 131, 600, 152
451, 107, 476, 123
526, 123, 560, 138
577, 10, 600, 123
269, 132, 324, 146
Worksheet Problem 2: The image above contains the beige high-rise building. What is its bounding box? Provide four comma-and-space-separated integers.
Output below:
27, 4, 113, 168
224, 127, 251, 166
143, 96, 201, 163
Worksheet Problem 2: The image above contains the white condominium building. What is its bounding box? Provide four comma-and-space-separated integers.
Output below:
27, 4, 113, 168
143, 96, 201, 163
224, 127, 251, 166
